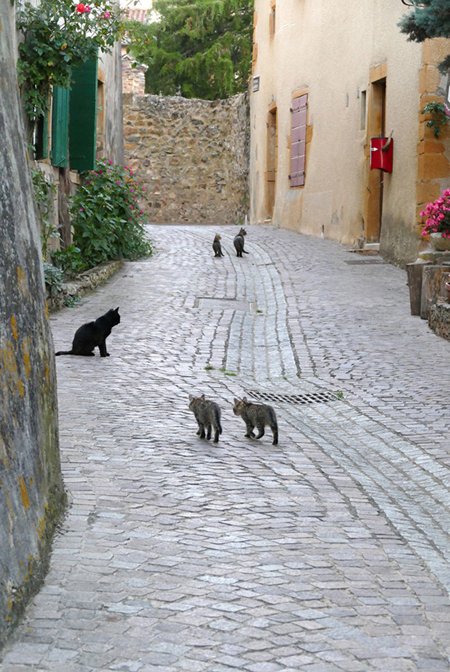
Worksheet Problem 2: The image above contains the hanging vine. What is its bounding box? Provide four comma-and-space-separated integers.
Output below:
16, 0, 123, 123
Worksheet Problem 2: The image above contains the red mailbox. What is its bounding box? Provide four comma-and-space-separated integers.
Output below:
370, 137, 393, 172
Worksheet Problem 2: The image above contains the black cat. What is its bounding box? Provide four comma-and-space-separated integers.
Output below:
55, 308, 120, 357
233, 228, 249, 257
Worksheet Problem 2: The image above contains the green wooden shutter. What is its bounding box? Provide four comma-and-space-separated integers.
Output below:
69, 58, 98, 172
51, 86, 69, 167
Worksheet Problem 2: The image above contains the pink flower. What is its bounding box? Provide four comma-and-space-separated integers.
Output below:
130, 206, 133, 210
80, 207, 84, 211
130, 188, 134, 192
84, 5, 91, 12
76, 3, 85, 12
140, 209, 143, 214
103, 11, 110, 18
142, 186, 145, 191
117, 180, 121, 184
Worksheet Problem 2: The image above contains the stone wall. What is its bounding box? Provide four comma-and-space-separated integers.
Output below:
0, 0, 65, 647
123, 93, 250, 224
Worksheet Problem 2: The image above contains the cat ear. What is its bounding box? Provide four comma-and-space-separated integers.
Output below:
189, 394, 194, 401
200, 394, 205, 400
234, 398, 239, 404
243, 397, 247, 402
115, 307, 120, 312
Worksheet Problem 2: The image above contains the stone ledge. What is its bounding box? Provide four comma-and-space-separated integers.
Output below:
46, 260, 123, 312
429, 299, 450, 341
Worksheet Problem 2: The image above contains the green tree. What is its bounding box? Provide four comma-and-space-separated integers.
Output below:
398, 0, 450, 72
124, 0, 253, 100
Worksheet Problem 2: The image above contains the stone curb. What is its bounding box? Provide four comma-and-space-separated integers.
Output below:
46, 260, 123, 312
429, 298, 450, 341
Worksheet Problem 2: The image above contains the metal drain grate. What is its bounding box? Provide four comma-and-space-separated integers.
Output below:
245, 390, 338, 405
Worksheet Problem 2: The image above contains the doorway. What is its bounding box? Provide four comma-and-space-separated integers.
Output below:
365, 77, 386, 242
266, 106, 277, 219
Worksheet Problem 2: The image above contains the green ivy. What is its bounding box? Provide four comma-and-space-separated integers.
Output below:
70, 158, 152, 268
43, 262, 64, 296
16, 0, 123, 123
51, 244, 86, 278
421, 101, 449, 138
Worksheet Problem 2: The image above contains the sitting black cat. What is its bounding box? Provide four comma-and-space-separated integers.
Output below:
55, 308, 120, 357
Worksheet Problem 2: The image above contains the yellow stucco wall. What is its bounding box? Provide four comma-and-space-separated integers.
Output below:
250, 0, 450, 265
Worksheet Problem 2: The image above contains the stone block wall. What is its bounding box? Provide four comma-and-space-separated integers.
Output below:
0, 0, 65, 647
123, 93, 250, 224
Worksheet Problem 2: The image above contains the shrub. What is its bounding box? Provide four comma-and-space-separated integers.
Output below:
421, 189, 450, 238
70, 159, 152, 268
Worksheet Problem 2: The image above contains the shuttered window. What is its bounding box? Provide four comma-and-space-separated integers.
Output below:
51, 86, 70, 168
290, 94, 307, 188
69, 58, 98, 172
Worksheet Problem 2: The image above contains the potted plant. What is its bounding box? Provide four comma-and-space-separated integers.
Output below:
421, 189, 450, 251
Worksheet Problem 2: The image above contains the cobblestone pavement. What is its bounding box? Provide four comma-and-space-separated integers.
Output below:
2, 224, 450, 672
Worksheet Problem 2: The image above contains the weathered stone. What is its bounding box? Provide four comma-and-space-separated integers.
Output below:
45, 261, 123, 312
0, 0, 65, 647
123, 93, 250, 224
429, 299, 450, 340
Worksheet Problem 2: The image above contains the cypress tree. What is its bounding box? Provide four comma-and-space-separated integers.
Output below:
124, 0, 253, 99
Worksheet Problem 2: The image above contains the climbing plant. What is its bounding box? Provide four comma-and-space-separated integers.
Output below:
31, 168, 59, 260
421, 101, 449, 138
16, 0, 123, 123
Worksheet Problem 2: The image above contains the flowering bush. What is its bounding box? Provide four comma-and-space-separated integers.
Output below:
70, 159, 152, 268
17, 0, 123, 122
421, 189, 450, 239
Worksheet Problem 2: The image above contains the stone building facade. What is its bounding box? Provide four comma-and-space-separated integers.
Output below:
123, 93, 250, 225
251, 0, 450, 267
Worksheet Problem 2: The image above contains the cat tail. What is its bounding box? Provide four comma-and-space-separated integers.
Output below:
243, 249, 249, 254
55, 350, 74, 356
268, 408, 278, 445
214, 407, 223, 435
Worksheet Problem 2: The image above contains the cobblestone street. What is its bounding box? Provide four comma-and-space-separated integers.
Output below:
2, 224, 450, 672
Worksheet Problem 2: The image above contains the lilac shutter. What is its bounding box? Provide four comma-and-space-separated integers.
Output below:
290, 94, 307, 187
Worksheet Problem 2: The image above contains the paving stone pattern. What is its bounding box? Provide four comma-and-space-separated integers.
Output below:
2, 225, 450, 672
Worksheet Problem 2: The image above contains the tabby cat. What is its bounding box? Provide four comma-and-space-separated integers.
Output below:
213, 234, 224, 257
233, 397, 278, 445
55, 308, 120, 357
189, 394, 222, 443
233, 228, 249, 257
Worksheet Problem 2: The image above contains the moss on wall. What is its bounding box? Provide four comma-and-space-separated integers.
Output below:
0, 0, 66, 648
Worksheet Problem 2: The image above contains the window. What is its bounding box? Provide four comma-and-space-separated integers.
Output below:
34, 111, 49, 161
51, 86, 70, 168
360, 90, 367, 130
69, 57, 98, 172
50, 57, 99, 171
290, 94, 307, 188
